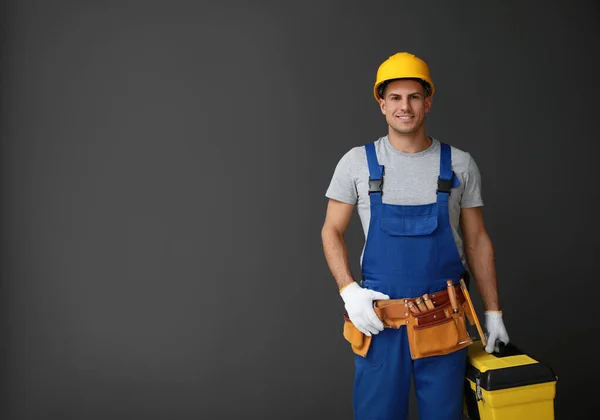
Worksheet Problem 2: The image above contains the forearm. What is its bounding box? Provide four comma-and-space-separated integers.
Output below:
321, 227, 355, 291
464, 232, 501, 311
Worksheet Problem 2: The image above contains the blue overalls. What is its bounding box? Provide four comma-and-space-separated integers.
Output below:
354, 141, 468, 420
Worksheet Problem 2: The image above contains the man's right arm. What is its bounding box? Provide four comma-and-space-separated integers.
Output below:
321, 198, 389, 336
321, 198, 356, 292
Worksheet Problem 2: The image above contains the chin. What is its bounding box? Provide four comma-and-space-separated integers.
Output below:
391, 120, 423, 134
394, 127, 418, 135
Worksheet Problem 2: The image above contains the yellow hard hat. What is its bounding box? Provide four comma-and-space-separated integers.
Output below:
373, 52, 435, 101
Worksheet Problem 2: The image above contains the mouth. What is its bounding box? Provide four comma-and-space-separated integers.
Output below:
396, 115, 414, 122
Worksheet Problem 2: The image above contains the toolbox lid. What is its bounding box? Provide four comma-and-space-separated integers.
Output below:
466, 342, 557, 391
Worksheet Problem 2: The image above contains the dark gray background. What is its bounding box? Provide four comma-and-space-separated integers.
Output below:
1, 1, 598, 419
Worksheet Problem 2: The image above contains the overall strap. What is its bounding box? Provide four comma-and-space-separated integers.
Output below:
365, 142, 384, 205
436, 142, 453, 204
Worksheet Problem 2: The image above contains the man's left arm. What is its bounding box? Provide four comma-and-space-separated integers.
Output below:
460, 206, 510, 352
460, 207, 499, 311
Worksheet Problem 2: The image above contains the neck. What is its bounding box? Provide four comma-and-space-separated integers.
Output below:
387, 128, 431, 153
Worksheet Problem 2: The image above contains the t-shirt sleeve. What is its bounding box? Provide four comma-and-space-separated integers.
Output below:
325, 149, 358, 205
461, 153, 484, 208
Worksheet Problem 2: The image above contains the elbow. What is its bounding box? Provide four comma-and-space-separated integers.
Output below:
321, 224, 329, 243
321, 224, 333, 241
321, 224, 342, 243
465, 231, 493, 253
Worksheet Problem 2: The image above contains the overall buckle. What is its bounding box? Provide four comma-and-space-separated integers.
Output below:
437, 177, 452, 195
368, 178, 383, 194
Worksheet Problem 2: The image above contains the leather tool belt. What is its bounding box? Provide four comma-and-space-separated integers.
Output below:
343, 284, 476, 360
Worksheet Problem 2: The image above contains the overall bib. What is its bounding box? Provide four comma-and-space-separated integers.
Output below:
354, 141, 468, 420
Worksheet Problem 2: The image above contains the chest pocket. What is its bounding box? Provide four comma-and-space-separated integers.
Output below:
380, 215, 438, 236
378, 203, 440, 274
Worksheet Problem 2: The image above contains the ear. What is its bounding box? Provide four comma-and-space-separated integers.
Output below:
379, 98, 386, 115
424, 96, 433, 114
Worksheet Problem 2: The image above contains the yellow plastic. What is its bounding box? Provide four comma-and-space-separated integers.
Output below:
468, 342, 538, 371
373, 52, 435, 101
465, 344, 557, 420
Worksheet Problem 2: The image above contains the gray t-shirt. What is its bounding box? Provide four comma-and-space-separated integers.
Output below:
325, 136, 484, 268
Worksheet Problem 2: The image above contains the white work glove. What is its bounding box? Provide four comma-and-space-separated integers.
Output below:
340, 282, 390, 336
484, 311, 510, 353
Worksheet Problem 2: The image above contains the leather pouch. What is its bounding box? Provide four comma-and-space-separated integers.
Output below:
406, 302, 473, 360
462, 300, 476, 326
342, 314, 372, 357
374, 300, 409, 329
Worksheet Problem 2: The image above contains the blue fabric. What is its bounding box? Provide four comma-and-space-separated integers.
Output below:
353, 141, 467, 420
365, 142, 385, 206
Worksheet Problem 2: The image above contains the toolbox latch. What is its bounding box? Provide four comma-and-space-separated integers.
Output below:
475, 376, 484, 402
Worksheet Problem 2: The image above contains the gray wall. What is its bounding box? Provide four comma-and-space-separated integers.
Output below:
1, 1, 598, 419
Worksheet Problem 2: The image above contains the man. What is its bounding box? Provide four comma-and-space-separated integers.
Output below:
320, 52, 510, 419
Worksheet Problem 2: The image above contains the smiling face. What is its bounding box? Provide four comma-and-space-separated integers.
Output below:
379, 79, 432, 136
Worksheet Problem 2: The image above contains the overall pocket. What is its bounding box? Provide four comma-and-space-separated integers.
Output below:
380, 213, 439, 272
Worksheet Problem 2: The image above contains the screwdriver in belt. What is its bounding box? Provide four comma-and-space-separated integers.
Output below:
447, 280, 459, 313
415, 297, 428, 312
408, 301, 420, 314
422, 293, 435, 310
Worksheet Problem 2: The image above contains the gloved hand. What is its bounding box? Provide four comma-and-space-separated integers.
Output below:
484, 311, 510, 353
340, 282, 390, 336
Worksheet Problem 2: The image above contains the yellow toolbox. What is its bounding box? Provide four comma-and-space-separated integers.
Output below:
464, 341, 558, 420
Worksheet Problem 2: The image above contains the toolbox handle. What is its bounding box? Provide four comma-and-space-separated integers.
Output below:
492, 341, 507, 357
491, 341, 526, 358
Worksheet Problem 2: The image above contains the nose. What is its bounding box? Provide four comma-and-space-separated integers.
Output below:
399, 98, 411, 112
